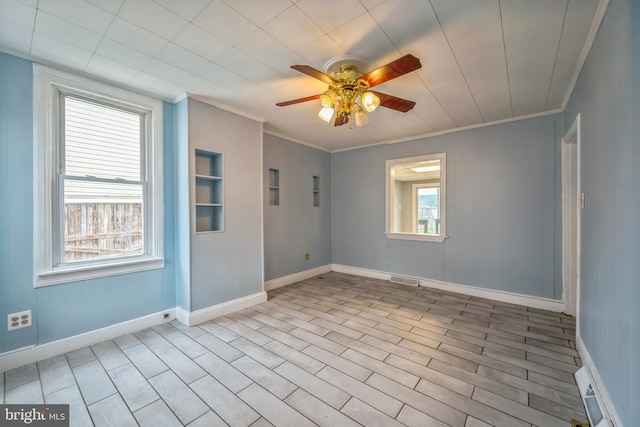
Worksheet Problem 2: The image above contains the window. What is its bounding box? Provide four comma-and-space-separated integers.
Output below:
386, 153, 446, 242
34, 65, 164, 286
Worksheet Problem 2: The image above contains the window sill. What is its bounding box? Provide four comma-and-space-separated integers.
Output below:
385, 232, 447, 243
35, 256, 165, 287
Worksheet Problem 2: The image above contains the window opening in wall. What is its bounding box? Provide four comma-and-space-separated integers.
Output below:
269, 168, 280, 206
386, 153, 446, 242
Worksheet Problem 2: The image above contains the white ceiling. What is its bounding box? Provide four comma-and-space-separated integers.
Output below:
0, 0, 604, 152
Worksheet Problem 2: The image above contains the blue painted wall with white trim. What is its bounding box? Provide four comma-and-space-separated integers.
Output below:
331, 114, 563, 300
563, 0, 639, 424
263, 134, 331, 281
0, 52, 177, 354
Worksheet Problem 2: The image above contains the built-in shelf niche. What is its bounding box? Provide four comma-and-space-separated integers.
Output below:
269, 168, 280, 206
195, 150, 223, 232
313, 175, 320, 207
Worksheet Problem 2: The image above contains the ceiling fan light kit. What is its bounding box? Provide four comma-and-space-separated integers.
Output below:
277, 54, 422, 128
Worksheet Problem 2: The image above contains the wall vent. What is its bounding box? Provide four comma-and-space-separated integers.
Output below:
389, 275, 419, 287
574, 367, 612, 427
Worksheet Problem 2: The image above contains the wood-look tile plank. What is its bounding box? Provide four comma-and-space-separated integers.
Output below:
302, 345, 373, 381
88, 394, 137, 427
340, 397, 406, 427
263, 340, 325, 374
396, 404, 450, 427
198, 321, 241, 342
316, 366, 403, 417
385, 354, 474, 397
190, 375, 260, 427
274, 361, 350, 409
148, 371, 209, 425
229, 337, 285, 369
360, 334, 432, 365
482, 348, 576, 383
289, 327, 348, 355
194, 352, 253, 393
440, 344, 527, 378
123, 344, 169, 379
284, 388, 361, 427
415, 379, 531, 427
365, 373, 467, 427
237, 383, 316, 427
231, 356, 297, 400
195, 331, 244, 362
325, 331, 389, 361
473, 387, 567, 427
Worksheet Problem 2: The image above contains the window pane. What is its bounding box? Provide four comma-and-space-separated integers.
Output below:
416, 187, 440, 235
64, 96, 141, 180
63, 178, 143, 263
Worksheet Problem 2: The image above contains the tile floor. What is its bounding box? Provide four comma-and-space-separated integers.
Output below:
1, 272, 588, 426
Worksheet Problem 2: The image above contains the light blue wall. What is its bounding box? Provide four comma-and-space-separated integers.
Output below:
332, 114, 563, 299
263, 134, 331, 281
564, 0, 638, 424
187, 98, 263, 310
0, 53, 176, 354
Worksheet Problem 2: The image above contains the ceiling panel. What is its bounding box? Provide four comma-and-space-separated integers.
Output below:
34, 11, 103, 52
191, 3, 256, 49
546, 0, 601, 109
296, 0, 367, 33
173, 24, 231, 63
502, 0, 568, 116
263, 5, 324, 51
118, 0, 188, 40
96, 38, 153, 70
0, 0, 606, 151
105, 17, 169, 57
86, 0, 124, 15
85, 54, 139, 83
37, 0, 114, 34
221, 0, 292, 27
30, 32, 93, 68
1, 0, 36, 29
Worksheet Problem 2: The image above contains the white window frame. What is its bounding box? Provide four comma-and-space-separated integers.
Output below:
385, 153, 447, 243
33, 64, 164, 287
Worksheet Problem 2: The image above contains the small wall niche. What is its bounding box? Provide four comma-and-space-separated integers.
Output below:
195, 150, 223, 232
313, 175, 320, 207
269, 168, 280, 206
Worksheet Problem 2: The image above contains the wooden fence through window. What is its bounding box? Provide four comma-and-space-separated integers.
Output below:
64, 202, 143, 262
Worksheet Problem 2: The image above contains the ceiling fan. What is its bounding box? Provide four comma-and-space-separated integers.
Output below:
276, 54, 422, 128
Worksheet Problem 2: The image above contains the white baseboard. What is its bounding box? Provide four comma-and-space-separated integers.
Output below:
576, 336, 623, 427
0, 308, 175, 373
331, 264, 565, 312
176, 291, 268, 327
264, 264, 332, 291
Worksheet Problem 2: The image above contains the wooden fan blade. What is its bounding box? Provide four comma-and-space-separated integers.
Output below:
291, 65, 335, 84
361, 54, 421, 88
335, 113, 349, 126
276, 94, 321, 107
371, 91, 416, 112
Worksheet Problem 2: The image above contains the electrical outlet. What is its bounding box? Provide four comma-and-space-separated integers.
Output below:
8, 310, 32, 331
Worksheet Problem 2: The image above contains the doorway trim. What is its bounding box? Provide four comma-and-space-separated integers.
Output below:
561, 114, 581, 333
